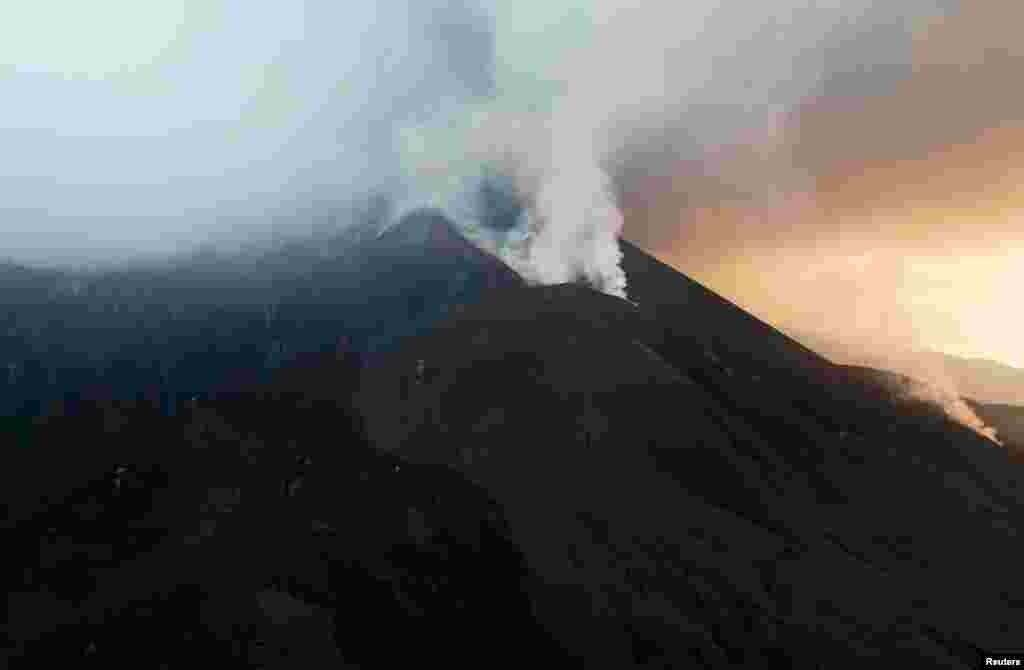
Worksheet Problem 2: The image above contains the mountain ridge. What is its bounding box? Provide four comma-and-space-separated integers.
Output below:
4, 211, 1024, 667
788, 329, 1024, 408
359, 271, 1024, 666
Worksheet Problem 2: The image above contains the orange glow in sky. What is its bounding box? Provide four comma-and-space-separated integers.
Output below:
622, 2, 1024, 372
623, 123, 1024, 371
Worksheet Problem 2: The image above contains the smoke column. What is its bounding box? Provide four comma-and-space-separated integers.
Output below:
1, 1, 1005, 438
394, 2, 630, 298
903, 371, 1002, 445
395, 0, 946, 297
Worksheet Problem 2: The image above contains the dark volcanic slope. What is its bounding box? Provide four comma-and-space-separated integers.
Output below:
618, 239, 828, 377
4, 348, 570, 668
361, 274, 1024, 666
6, 217, 1024, 667
0, 209, 522, 417
971, 401, 1024, 458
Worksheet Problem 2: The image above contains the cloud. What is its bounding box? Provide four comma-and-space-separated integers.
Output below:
622, 1, 1024, 256
0, 0, 494, 269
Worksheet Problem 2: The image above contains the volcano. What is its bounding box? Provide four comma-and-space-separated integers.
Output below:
4, 210, 1024, 667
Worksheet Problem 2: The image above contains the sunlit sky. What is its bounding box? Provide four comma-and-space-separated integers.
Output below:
622, 1, 1024, 371
626, 129, 1024, 370
668, 240, 1024, 370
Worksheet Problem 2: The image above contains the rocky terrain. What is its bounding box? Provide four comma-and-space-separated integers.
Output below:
3, 212, 1023, 667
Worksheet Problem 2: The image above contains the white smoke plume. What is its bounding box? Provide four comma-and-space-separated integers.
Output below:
841, 325, 1006, 444
498, 122, 628, 298
903, 375, 1002, 445
396, 0, 939, 299
0, 0, 935, 302
394, 2, 631, 298
785, 249, 1005, 445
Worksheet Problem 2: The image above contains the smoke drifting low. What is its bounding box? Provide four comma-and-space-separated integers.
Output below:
2, 1, 952, 288
4, 1, 1014, 436
1, 0, 631, 296
0, 1, 496, 268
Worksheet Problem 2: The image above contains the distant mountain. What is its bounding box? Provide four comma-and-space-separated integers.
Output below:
5, 212, 1024, 667
789, 330, 1024, 407
785, 330, 1024, 449
926, 352, 1024, 406
970, 401, 1024, 454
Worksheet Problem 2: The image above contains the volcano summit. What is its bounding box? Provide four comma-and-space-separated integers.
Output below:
3, 210, 1023, 668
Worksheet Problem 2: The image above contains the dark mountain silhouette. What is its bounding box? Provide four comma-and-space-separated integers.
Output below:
360, 278, 1024, 666
4, 211, 1024, 667
0, 208, 521, 417
972, 402, 1024, 453
932, 353, 1024, 407
788, 330, 1024, 409
813, 363, 1024, 457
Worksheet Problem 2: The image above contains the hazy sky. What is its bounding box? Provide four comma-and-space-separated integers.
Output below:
0, 0, 494, 266
619, 1, 1024, 370
1, 0, 1020, 373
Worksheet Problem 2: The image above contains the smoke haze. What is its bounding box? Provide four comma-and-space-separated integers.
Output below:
2, 1, 1018, 434
0, 1, 495, 268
